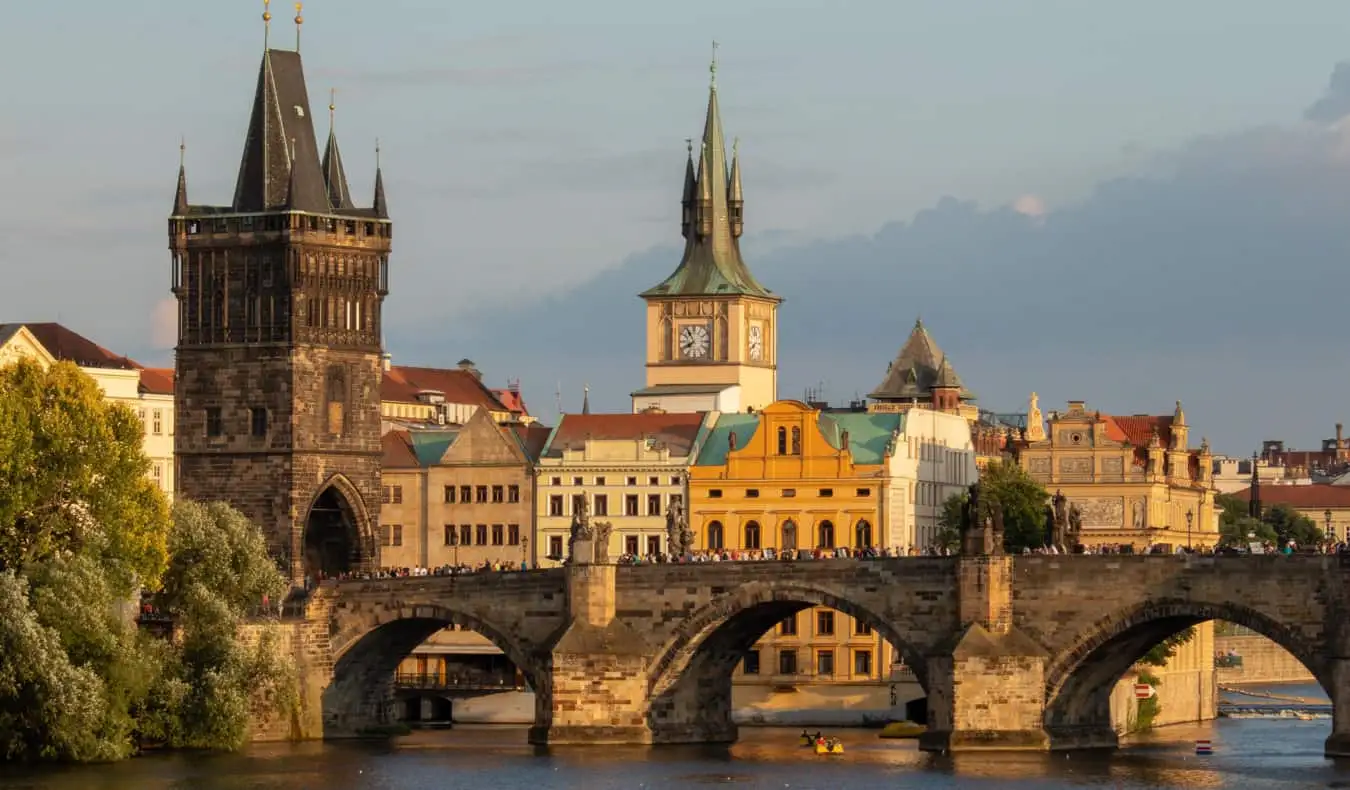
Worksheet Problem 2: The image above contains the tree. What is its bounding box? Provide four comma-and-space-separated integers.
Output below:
1219, 516, 1276, 548
0, 359, 169, 590
936, 493, 965, 552
161, 502, 289, 617
1140, 627, 1196, 667
1263, 503, 1322, 548
977, 461, 1051, 553
1214, 492, 1250, 527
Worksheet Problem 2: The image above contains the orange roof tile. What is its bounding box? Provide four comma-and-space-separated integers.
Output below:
1101, 415, 1174, 447
0, 322, 139, 370
544, 412, 706, 458
1228, 484, 1350, 509
510, 422, 553, 462
382, 430, 420, 469
382, 365, 508, 413
492, 388, 530, 416
138, 368, 174, 396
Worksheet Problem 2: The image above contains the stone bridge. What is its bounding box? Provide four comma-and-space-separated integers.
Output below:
289, 554, 1350, 756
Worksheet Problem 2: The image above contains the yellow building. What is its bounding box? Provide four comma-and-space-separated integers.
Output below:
381, 357, 533, 428
630, 63, 781, 414
0, 322, 177, 499
689, 400, 912, 690
1019, 398, 1219, 549
535, 411, 712, 565
1227, 484, 1350, 544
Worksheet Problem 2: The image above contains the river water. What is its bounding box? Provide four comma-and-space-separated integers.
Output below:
4, 684, 1347, 789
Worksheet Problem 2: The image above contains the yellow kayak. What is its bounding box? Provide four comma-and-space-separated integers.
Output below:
879, 721, 926, 739
815, 742, 844, 755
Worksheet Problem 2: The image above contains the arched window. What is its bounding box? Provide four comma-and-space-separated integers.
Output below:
818, 520, 835, 549
777, 426, 787, 455
707, 521, 724, 551
781, 519, 797, 551
744, 520, 761, 550
791, 426, 801, 455
855, 519, 873, 549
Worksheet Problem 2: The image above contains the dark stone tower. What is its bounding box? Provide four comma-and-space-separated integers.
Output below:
168, 25, 391, 582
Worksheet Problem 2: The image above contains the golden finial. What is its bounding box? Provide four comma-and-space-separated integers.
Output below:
262, 0, 272, 49
179, 136, 186, 168
294, 2, 303, 51
710, 40, 719, 87
329, 87, 336, 126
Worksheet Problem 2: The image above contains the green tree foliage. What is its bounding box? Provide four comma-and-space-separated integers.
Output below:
977, 461, 1051, 552
1219, 516, 1276, 548
1214, 493, 1249, 527
0, 359, 169, 589
162, 502, 289, 617
1262, 503, 1322, 548
1140, 627, 1196, 667
936, 493, 965, 552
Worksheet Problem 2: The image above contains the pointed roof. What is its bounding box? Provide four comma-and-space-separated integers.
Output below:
373, 165, 388, 219
172, 163, 189, 216
581, 386, 591, 415
232, 49, 329, 213
641, 74, 776, 301
321, 128, 353, 209
869, 318, 975, 401
728, 148, 743, 204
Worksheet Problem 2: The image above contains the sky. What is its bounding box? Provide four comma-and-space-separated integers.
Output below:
2, 1, 1350, 455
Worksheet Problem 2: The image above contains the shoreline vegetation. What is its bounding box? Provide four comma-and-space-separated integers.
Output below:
0, 359, 295, 763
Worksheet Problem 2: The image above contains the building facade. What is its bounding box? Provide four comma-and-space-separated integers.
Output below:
169, 32, 391, 581
0, 323, 177, 499
378, 408, 547, 570
868, 318, 979, 423
381, 357, 530, 429
1260, 423, 1350, 480
535, 411, 711, 565
1019, 399, 1220, 549
1227, 484, 1350, 544
631, 65, 781, 414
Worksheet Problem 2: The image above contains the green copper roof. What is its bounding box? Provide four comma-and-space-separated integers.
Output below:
641, 79, 776, 301
408, 430, 460, 466
818, 412, 904, 465
694, 413, 761, 466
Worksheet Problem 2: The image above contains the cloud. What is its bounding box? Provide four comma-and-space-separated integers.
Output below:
414, 62, 1350, 455
149, 298, 177, 350
1305, 62, 1350, 123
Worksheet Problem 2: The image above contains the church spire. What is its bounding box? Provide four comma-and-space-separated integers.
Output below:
373, 139, 389, 219
680, 138, 696, 239
321, 89, 354, 209
582, 385, 591, 415
728, 136, 743, 237
172, 139, 189, 216
641, 44, 776, 301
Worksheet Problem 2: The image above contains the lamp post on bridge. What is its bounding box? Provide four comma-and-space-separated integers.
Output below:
1186, 509, 1194, 552
1325, 510, 1333, 551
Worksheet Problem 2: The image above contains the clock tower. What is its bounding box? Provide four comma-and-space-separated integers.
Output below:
631, 53, 781, 414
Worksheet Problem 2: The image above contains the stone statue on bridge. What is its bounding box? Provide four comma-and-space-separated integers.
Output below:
960, 482, 1003, 555
593, 520, 613, 564
666, 499, 692, 558
1049, 490, 1069, 548
568, 494, 593, 564
1067, 504, 1083, 547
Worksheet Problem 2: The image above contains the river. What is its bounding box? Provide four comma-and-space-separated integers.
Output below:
4, 684, 1347, 789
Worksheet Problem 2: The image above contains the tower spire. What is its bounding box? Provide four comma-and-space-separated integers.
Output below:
321, 88, 354, 209
582, 385, 591, 415
373, 139, 389, 218
728, 136, 743, 237
294, 3, 303, 52
172, 138, 189, 215
680, 138, 696, 239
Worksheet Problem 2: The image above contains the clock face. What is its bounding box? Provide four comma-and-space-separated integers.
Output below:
748, 323, 764, 361
679, 324, 710, 359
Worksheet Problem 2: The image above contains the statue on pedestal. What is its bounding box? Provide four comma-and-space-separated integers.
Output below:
567, 494, 593, 563
1068, 505, 1084, 547
1051, 489, 1069, 547
593, 520, 613, 564
666, 498, 691, 558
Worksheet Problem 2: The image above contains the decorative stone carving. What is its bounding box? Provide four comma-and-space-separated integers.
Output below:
1132, 498, 1146, 530
1059, 456, 1092, 475
568, 494, 593, 563
593, 521, 613, 564
1102, 456, 1124, 475
1067, 496, 1124, 528
1027, 457, 1051, 474
665, 499, 691, 558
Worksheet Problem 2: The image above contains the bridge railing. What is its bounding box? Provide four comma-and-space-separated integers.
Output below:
393, 672, 526, 692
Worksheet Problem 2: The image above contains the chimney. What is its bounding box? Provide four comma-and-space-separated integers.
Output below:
456, 358, 482, 380
380, 352, 392, 372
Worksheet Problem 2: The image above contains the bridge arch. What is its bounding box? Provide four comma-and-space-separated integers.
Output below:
1043, 598, 1330, 746
324, 603, 541, 735
645, 580, 927, 743
301, 473, 375, 579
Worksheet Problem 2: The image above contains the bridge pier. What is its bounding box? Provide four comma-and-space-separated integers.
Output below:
528, 562, 654, 745
920, 555, 1052, 752
1325, 657, 1350, 758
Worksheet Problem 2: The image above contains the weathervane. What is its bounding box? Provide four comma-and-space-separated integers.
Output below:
710, 40, 719, 87
294, 2, 304, 51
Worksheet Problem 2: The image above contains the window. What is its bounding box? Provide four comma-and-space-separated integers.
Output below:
777, 426, 787, 455
382, 486, 391, 504
548, 535, 564, 559
475, 524, 488, 545
594, 494, 609, 516
670, 476, 680, 485
491, 524, 504, 545
549, 495, 564, 516
782, 488, 797, 497
818, 520, 835, 549
746, 488, 759, 498
781, 519, 798, 551
626, 477, 637, 486
572, 493, 585, 514
855, 620, 873, 636
492, 485, 504, 503
508, 485, 520, 503
817, 649, 834, 677
707, 520, 724, 550
250, 407, 267, 437
152, 409, 163, 435
646, 535, 661, 556
779, 614, 798, 636
444, 525, 456, 545
855, 519, 873, 549
326, 367, 346, 436
856, 488, 871, 497
816, 611, 835, 636
778, 649, 799, 675
596, 476, 607, 486
647, 493, 661, 516
460, 485, 471, 503
476, 486, 488, 504
508, 524, 520, 545
382, 524, 403, 547
709, 489, 723, 499
854, 649, 873, 677
459, 524, 472, 546
205, 407, 223, 437
791, 426, 801, 455
444, 485, 456, 504
744, 520, 761, 549
572, 476, 584, 486
152, 462, 162, 484
819, 488, 834, 498
625, 495, 640, 516
742, 650, 761, 675
392, 486, 403, 505
551, 477, 562, 486
650, 476, 661, 486
138, 408, 147, 426
625, 535, 639, 555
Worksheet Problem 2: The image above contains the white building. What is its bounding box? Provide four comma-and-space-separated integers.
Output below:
886, 407, 980, 550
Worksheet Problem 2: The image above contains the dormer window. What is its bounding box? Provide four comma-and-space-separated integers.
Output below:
294, 105, 305, 118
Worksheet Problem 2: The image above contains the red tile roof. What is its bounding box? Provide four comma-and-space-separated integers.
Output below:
0, 322, 139, 370
138, 368, 174, 396
509, 422, 553, 462
382, 430, 420, 469
492, 388, 530, 417
1228, 484, 1350, 508
382, 365, 509, 413
544, 412, 706, 458
1100, 415, 1174, 447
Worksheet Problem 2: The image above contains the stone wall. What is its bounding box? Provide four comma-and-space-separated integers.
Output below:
1215, 634, 1316, 684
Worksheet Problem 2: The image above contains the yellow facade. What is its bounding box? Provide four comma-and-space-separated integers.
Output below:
689, 400, 901, 687
1019, 399, 1220, 549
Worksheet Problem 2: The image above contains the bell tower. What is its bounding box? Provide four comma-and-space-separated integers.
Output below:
633, 45, 781, 415
168, 4, 391, 582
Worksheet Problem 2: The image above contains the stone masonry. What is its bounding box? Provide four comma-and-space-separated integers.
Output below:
290, 554, 1350, 757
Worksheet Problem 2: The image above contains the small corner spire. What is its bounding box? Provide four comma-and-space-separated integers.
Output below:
262, 0, 272, 50
373, 138, 389, 218
582, 384, 591, 415
173, 137, 189, 215
294, 3, 304, 52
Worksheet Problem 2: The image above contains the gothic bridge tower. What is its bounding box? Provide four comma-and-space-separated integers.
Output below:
168, 6, 391, 581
